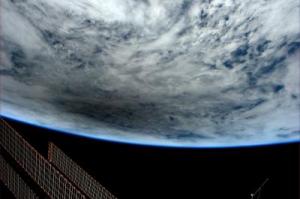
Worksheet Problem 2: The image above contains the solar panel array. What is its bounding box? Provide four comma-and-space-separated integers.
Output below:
0, 154, 38, 199
0, 119, 87, 199
48, 143, 117, 199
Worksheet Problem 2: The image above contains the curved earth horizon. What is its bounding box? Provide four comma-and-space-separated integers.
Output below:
1, 0, 300, 147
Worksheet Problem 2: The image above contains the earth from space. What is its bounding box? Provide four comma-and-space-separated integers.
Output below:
1, 0, 300, 147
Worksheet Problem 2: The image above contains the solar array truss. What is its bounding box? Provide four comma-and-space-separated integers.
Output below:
48, 143, 117, 199
0, 119, 87, 199
0, 154, 38, 199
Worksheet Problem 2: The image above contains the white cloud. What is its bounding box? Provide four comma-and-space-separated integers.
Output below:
1, 0, 299, 146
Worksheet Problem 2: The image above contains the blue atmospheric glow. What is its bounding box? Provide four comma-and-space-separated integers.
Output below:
2, 114, 299, 149
2, 0, 300, 149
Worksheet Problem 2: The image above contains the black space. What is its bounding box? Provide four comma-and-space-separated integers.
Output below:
1, 117, 299, 199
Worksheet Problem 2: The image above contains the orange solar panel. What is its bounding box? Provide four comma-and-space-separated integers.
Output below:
48, 143, 117, 199
0, 119, 87, 199
0, 154, 38, 199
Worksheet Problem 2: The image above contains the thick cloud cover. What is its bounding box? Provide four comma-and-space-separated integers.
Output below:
1, 0, 300, 146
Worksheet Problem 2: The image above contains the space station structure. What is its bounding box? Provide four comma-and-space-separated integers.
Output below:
0, 119, 117, 199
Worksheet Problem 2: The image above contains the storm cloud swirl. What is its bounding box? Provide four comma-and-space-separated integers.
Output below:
1, 0, 300, 146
